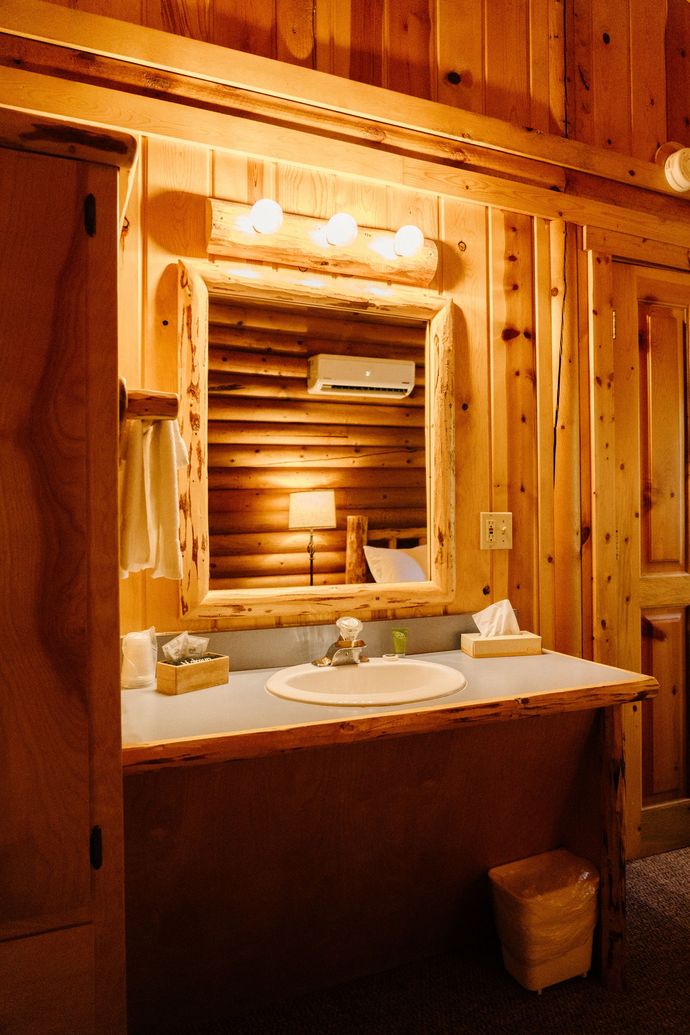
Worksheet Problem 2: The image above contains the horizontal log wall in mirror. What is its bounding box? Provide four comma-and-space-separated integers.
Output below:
177, 256, 456, 624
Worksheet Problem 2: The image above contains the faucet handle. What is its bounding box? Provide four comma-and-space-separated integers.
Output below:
336, 616, 363, 643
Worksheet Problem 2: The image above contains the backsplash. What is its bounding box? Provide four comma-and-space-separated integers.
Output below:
155, 614, 480, 672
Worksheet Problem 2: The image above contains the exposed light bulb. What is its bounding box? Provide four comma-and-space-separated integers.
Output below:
325, 212, 358, 247
393, 224, 424, 258
250, 198, 284, 234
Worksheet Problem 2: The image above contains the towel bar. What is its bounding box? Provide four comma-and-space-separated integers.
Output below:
119, 377, 179, 422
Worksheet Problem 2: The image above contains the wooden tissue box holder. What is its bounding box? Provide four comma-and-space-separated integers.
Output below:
156, 653, 229, 695
460, 632, 542, 658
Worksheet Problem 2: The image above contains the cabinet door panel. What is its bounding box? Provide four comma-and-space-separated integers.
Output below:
0, 149, 94, 933
0, 925, 95, 1035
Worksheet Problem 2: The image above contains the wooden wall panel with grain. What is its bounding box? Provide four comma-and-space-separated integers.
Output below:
440, 198, 492, 614
551, 223, 584, 656
489, 209, 539, 630
665, 0, 690, 148
639, 302, 687, 574
641, 607, 687, 803
586, 249, 618, 666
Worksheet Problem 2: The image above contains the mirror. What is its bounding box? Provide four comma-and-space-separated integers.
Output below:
177, 259, 457, 623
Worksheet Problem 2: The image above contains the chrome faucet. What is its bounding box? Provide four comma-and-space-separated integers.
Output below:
312, 616, 368, 667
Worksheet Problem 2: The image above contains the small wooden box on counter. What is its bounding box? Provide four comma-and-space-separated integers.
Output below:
460, 632, 542, 658
156, 654, 230, 695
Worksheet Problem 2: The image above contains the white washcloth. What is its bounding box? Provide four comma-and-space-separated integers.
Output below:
119, 419, 188, 579
472, 599, 520, 637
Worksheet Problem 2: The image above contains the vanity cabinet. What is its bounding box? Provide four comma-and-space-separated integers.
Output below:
122, 654, 655, 1031
0, 144, 126, 1033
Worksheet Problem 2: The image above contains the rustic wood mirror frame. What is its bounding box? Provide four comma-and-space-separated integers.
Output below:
177, 259, 456, 624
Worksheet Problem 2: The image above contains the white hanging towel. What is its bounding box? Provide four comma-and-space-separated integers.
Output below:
119, 419, 189, 579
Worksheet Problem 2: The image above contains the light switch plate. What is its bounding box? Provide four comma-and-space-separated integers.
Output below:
480, 511, 513, 550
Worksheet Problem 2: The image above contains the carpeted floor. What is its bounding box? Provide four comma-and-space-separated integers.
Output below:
173, 848, 690, 1035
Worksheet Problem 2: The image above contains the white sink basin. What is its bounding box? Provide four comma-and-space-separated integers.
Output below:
265, 657, 467, 707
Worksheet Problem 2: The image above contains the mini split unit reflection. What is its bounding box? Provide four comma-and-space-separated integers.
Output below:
288, 490, 337, 586
307, 355, 415, 399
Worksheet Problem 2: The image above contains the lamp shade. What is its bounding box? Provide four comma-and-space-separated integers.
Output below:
288, 490, 336, 530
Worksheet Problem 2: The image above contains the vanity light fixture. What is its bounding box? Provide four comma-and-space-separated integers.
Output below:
325, 212, 358, 247
393, 224, 425, 258
288, 490, 336, 586
250, 198, 284, 234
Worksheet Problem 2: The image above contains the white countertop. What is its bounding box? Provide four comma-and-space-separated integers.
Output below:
121, 648, 655, 750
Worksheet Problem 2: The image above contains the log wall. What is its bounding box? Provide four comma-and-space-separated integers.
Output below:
206, 300, 427, 589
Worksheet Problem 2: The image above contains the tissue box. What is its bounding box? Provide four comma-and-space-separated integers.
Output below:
156, 653, 229, 695
460, 632, 542, 658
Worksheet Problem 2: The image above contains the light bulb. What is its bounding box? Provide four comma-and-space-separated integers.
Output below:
250, 198, 283, 234
393, 224, 424, 258
325, 212, 358, 247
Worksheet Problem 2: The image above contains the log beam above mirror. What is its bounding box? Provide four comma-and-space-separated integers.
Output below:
206, 199, 439, 287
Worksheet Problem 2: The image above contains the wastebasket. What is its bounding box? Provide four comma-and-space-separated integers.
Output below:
488, 848, 599, 993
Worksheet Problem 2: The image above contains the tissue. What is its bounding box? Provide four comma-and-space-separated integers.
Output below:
461, 600, 542, 657
473, 599, 520, 637
121, 627, 157, 689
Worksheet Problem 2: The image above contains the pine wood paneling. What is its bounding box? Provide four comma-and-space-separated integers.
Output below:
573, 0, 632, 154
441, 198, 492, 612
552, 223, 584, 656
384, 0, 432, 99
641, 607, 687, 802
485, 0, 534, 131
533, 216, 556, 648
666, 0, 690, 147
435, 0, 484, 112
142, 0, 212, 41
629, 0, 667, 161
639, 302, 687, 574
276, 0, 315, 66
489, 209, 539, 628
588, 249, 617, 665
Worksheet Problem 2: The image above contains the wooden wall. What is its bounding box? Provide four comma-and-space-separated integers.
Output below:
117, 138, 552, 637
103, 0, 690, 648
48, 0, 690, 158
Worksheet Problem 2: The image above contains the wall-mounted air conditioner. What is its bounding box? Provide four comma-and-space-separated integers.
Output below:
307, 354, 416, 399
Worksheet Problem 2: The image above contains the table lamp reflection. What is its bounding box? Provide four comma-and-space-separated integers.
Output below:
288, 490, 337, 586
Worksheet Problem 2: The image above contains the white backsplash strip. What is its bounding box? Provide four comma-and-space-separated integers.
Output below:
155, 614, 480, 672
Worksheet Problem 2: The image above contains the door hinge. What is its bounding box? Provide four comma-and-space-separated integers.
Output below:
89, 825, 103, 870
612, 308, 617, 341
84, 193, 97, 237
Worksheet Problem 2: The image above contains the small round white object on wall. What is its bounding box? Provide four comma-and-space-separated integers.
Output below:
664, 148, 690, 192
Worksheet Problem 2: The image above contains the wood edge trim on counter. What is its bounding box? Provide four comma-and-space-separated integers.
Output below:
0, 0, 682, 200
121, 678, 658, 772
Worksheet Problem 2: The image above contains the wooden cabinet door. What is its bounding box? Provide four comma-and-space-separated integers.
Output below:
0, 148, 125, 1032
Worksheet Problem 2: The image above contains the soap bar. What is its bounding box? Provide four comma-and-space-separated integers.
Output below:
460, 631, 542, 658
156, 653, 230, 695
